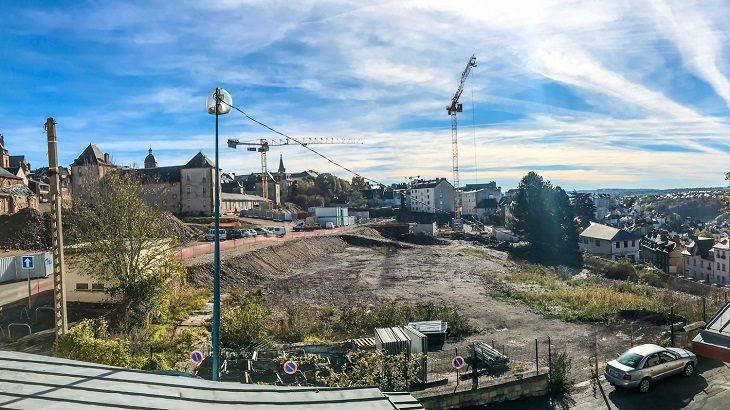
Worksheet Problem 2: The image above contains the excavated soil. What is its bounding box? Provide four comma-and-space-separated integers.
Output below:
0, 208, 52, 251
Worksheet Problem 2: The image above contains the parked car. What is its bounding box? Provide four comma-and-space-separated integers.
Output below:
226, 228, 244, 239
204, 228, 227, 241
254, 227, 271, 236
324, 222, 335, 229
242, 229, 257, 237
267, 226, 286, 237
605, 344, 697, 393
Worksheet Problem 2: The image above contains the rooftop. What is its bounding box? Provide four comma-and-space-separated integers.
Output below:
580, 222, 637, 241
0, 350, 421, 409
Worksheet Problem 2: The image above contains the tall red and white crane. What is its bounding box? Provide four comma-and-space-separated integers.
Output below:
227, 137, 361, 201
447, 54, 477, 223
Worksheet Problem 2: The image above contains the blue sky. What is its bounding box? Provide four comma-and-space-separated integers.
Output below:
2, 0, 730, 190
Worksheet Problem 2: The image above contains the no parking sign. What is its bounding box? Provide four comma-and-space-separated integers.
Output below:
190, 350, 205, 366
283, 360, 298, 375
451, 355, 465, 370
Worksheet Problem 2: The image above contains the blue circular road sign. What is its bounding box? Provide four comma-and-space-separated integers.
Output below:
451, 355, 465, 370
283, 360, 298, 375
190, 350, 204, 365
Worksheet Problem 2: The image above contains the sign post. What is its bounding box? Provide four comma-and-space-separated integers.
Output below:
452, 348, 465, 392
21, 256, 34, 310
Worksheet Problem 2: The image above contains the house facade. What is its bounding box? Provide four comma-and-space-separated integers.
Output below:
579, 222, 640, 261
70, 144, 119, 196
639, 231, 685, 274
0, 135, 38, 215
405, 178, 455, 214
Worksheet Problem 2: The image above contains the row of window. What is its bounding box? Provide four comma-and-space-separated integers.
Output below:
75, 283, 105, 291
615, 240, 636, 249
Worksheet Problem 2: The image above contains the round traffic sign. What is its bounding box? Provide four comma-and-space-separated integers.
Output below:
190, 350, 205, 365
283, 360, 298, 375
451, 355, 465, 370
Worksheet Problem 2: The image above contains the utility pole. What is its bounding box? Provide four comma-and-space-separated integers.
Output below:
46, 117, 68, 337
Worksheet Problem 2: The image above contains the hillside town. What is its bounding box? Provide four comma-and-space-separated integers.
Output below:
5, 2, 730, 410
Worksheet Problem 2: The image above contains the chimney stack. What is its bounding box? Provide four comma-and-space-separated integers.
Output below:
104, 153, 110, 163
0, 133, 4, 146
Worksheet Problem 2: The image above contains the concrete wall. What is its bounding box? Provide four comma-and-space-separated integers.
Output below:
417, 371, 549, 409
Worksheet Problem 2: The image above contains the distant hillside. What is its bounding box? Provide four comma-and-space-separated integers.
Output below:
577, 187, 727, 196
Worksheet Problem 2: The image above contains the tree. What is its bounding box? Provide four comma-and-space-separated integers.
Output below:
571, 190, 596, 227
348, 191, 368, 209
351, 176, 369, 191
508, 172, 581, 266
69, 173, 183, 327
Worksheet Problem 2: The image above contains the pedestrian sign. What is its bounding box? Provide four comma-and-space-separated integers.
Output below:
190, 350, 205, 365
451, 355, 465, 370
283, 360, 298, 375
21, 256, 34, 270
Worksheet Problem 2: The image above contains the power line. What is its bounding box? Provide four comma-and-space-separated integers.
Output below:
220, 100, 453, 214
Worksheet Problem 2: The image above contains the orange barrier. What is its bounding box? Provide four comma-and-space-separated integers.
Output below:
174, 226, 354, 261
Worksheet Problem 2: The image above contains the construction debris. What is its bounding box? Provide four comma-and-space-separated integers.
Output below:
472, 342, 509, 369
0, 208, 51, 250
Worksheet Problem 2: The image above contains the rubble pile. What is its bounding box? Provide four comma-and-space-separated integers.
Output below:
163, 212, 202, 243
0, 208, 52, 250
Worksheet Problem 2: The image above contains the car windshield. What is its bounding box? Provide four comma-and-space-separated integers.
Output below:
616, 352, 644, 368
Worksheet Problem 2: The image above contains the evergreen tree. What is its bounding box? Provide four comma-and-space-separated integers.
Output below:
508, 172, 581, 266
570, 190, 596, 227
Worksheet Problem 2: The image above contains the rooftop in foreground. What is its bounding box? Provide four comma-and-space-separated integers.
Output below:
0, 350, 422, 409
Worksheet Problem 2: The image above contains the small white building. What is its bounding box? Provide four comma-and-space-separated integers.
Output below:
309, 206, 355, 227
579, 222, 640, 262
682, 237, 714, 281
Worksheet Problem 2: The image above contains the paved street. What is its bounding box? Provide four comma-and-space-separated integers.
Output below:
0, 277, 52, 307
484, 359, 730, 410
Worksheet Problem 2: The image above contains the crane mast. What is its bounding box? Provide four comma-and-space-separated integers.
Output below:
227, 137, 361, 202
447, 54, 477, 225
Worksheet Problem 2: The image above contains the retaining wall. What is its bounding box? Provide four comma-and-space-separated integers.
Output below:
417, 371, 549, 409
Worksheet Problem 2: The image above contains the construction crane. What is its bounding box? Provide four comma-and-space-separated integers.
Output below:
227, 137, 361, 202
447, 54, 477, 224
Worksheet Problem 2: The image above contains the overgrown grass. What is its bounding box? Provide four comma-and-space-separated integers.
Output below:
496, 264, 664, 322
221, 288, 477, 347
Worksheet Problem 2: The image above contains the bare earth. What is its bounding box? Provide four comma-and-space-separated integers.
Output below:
189, 235, 665, 382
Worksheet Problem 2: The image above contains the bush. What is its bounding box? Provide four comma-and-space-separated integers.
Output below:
549, 350, 572, 395
586, 256, 636, 280
221, 288, 271, 347
637, 269, 666, 287
319, 350, 425, 391
57, 319, 132, 367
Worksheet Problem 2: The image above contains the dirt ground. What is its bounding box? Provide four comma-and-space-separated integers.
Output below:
188, 235, 665, 383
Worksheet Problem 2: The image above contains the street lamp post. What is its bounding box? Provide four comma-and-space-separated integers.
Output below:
206, 87, 232, 381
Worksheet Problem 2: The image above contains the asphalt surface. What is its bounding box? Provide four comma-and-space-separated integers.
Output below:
0, 277, 52, 307
481, 358, 730, 409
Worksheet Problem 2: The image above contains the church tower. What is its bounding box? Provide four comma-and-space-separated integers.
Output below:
278, 154, 286, 174
144, 147, 158, 169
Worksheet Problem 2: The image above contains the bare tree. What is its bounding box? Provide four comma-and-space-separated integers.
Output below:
69, 173, 182, 328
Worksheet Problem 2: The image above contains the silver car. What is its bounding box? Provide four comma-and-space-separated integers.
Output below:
605, 344, 697, 393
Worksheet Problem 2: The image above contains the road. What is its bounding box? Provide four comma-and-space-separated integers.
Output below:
0, 276, 52, 307
482, 358, 730, 410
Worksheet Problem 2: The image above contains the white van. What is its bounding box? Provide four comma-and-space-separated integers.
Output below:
267, 226, 286, 237
204, 228, 227, 241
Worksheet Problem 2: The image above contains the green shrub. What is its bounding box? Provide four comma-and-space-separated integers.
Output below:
221, 288, 271, 347
57, 319, 132, 367
320, 350, 425, 391
549, 350, 572, 395
637, 269, 666, 287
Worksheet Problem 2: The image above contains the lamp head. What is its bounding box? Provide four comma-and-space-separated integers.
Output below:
207, 88, 232, 115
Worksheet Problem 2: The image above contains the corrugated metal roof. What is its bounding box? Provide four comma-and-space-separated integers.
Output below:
0, 351, 421, 409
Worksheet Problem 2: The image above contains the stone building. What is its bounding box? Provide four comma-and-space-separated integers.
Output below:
0, 135, 38, 214
70, 144, 118, 195
579, 222, 640, 262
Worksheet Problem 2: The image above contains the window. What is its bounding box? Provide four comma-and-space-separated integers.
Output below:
202, 186, 206, 194
631, 240, 635, 247
186, 186, 191, 194
643, 354, 660, 368
186, 173, 191, 182
595, 240, 600, 246
616, 242, 620, 249
91, 283, 105, 291
659, 351, 677, 363
75, 283, 89, 291
624, 241, 628, 248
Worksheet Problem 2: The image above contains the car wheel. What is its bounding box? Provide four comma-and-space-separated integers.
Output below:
684, 363, 694, 377
639, 378, 651, 393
